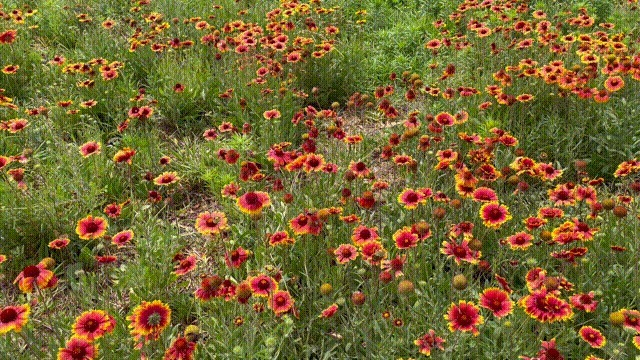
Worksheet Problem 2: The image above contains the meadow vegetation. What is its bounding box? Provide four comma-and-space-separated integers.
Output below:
1, 0, 640, 358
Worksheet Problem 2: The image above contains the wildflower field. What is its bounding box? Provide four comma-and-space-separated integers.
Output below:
2, 0, 640, 358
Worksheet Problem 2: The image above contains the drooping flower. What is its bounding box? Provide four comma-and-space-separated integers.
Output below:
268, 231, 295, 247
445, 300, 484, 336
173, 255, 197, 276
225, 247, 249, 268
414, 329, 445, 356
72, 310, 116, 341
319, 304, 339, 318
578, 326, 606, 348
13, 263, 57, 293
570, 292, 598, 313
164, 336, 197, 360
441, 237, 481, 265
113, 147, 136, 164
0, 304, 30, 335
195, 211, 228, 236
194, 275, 223, 301
57, 336, 98, 360
479, 288, 513, 318
76, 215, 108, 240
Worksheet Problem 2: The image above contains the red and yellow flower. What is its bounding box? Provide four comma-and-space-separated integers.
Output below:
578, 326, 606, 348
164, 336, 197, 360
57, 336, 98, 360
127, 300, 171, 343
76, 215, 108, 240
479, 202, 512, 229
72, 310, 116, 341
414, 329, 445, 356
0, 304, 30, 334
236, 191, 271, 215
479, 288, 513, 318
269, 290, 294, 315
195, 211, 228, 236
445, 300, 484, 336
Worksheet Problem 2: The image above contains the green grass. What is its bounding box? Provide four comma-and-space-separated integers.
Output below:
2, 0, 640, 359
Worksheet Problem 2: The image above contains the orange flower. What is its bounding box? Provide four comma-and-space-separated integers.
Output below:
76, 215, 109, 240
263, 109, 281, 120
49, 237, 70, 249
249, 274, 278, 297
479, 288, 513, 318
2, 65, 19, 74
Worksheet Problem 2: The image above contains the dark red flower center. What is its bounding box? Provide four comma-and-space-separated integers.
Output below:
546, 348, 561, 360
205, 217, 218, 227
453, 246, 467, 257
71, 346, 87, 358
355, 162, 366, 171
405, 192, 419, 203
23, 265, 40, 278
0, 308, 17, 323
489, 208, 503, 220
85, 221, 100, 233
557, 190, 570, 200
359, 229, 371, 239
275, 296, 286, 306
174, 337, 189, 350
579, 294, 592, 304
245, 193, 260, 206
83, 319, 100, 332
